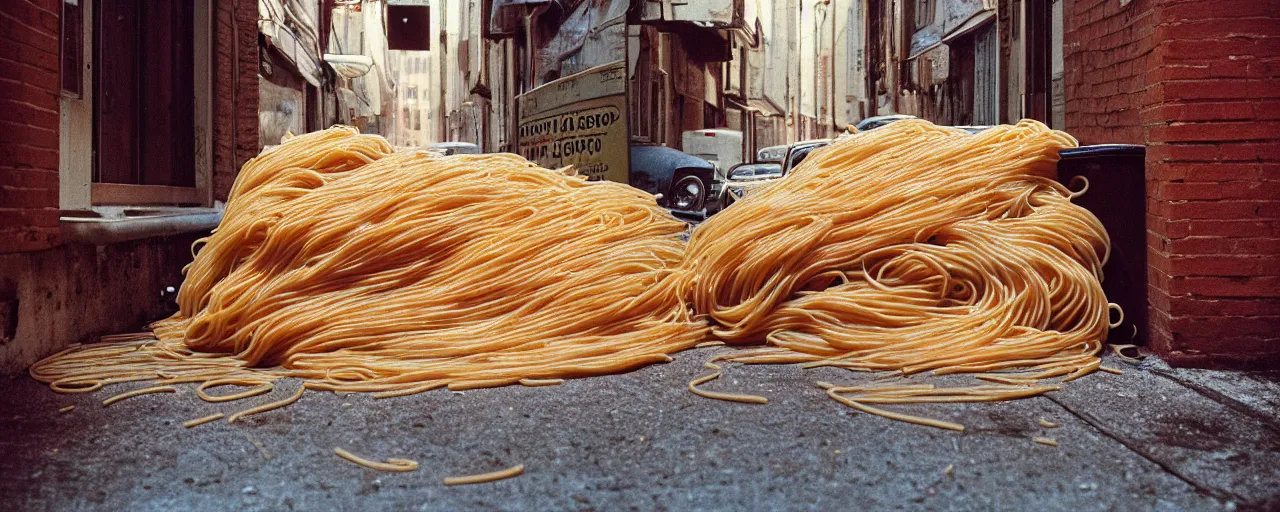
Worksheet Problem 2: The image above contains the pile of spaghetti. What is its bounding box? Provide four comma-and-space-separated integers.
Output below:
31, 127, 706, 400
31, 120, 1116, 433
677, 119, 1115, 430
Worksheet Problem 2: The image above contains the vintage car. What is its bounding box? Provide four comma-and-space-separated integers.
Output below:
854, 114, 918, 131
629, 144, 718, 220
722, 139, 832, 206
426, 141, 481, 155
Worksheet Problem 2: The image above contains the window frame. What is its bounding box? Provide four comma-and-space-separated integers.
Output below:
915, 0, 935, 30
58, 0, 214, 210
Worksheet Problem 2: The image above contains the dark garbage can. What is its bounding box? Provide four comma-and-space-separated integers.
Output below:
1057, 144, 1147, 346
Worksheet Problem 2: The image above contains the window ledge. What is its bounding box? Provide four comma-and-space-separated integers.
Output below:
59, 206, 224, 246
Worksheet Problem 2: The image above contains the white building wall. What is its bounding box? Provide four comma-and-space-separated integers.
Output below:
836, 0, 868, 125
799, 1, 815, 118
762, 0, 789, 116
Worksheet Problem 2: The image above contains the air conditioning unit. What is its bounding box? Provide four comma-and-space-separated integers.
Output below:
324, 54, 374, 78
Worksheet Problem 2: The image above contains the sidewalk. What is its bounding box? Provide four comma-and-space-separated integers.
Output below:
1, 349, 1276, 510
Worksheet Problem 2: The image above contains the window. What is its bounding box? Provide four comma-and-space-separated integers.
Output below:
93, 0, 197, 199
57, 0, 212, 209
915, 0, 935, 29
788, 145, 821, 171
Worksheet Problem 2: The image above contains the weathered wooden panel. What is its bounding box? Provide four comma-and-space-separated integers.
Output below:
95, 0, 138, 184
973, 22, 998, 125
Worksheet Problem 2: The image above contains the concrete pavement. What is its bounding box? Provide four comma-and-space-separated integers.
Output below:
1, 349, 1276, 511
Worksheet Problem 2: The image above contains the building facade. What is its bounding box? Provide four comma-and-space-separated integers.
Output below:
0, 0, 402, 371
0, 0, 262, 371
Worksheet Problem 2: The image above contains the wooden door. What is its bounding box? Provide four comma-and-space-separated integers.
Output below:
95, 0, 195, 187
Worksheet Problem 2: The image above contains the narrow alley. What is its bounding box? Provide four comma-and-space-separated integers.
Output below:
0, 0, 1277, 510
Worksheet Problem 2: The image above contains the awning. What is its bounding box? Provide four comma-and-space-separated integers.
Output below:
258, 0, 324, 87
942, 10, 996, 43
907, 41, 942, 61
726, 96, 784, 117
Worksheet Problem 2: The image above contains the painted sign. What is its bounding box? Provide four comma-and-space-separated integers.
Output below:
517, 61, 629, 183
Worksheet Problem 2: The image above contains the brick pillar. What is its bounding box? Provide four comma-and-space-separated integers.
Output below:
1065, 0, 1278, 367
1143, 0, 1280, 367
0, 0, 61, 253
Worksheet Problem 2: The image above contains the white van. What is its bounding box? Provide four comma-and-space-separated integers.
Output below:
681, 129, 744, 183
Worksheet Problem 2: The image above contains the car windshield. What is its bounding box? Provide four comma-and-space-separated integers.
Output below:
787, 146, 820, 170
730, 163, 782, 180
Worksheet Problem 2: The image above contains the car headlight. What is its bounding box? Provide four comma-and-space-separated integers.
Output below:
671, 175, 705, 211
730, 167, 754, 180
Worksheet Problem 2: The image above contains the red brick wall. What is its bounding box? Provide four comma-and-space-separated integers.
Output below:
212, 0, 260, 201
1063, 0, 1156, 145
1145, 0, 1280, 367
0, 0, 61, 253
1067, 0, 1280, 367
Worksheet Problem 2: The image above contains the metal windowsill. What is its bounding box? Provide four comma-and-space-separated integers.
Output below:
59, 207, 224, 246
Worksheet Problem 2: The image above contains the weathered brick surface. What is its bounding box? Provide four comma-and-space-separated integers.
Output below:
212, 0, 260, 201
2, 0, 258, 249
1068, 0, 1280, 367
1063, 0, 1156, 146
0, 0, 61, 253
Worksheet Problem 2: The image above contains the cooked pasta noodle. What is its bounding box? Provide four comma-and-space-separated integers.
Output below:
333, 448, 419, 472
102, 385, 177, 406
227, 384, 306, 423
443, 464, 525, 485
677, 119, 1113, 428
1098, 365, 1124, 375
687, 372, 769, 404
196, 379, 274, 403
183, 413, 225, 428
1110, 344, 1143, 363
29, 126, 704, 408
518, 378, 564, 387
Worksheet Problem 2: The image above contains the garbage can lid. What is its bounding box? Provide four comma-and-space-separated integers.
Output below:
1059, 144, 1146, 159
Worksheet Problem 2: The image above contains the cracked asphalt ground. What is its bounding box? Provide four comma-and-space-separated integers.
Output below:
2, 348, 1277, 511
